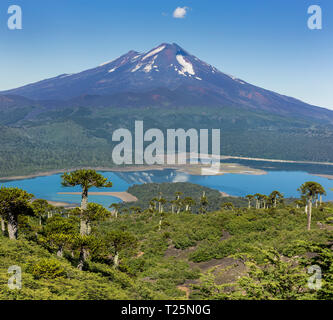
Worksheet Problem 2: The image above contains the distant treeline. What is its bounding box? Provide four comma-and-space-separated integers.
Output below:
119, 182, 248, 213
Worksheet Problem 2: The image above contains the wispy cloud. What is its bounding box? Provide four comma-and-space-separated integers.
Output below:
173, 7, 189, 19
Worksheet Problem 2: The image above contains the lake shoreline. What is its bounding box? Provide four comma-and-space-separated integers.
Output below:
2, 154, 333, 182
57, 191, 138, 202
0, 163, 266, 181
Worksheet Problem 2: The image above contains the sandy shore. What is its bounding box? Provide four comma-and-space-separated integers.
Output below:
220, 191, 233, 197
311, 174, 333, 180
4, 151, 333, 182
57, 191, 138, 202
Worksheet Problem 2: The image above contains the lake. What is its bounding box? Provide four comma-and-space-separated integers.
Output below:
1, 161, 333, 208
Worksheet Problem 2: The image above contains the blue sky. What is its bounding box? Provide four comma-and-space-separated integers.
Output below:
0, 0, 332, 109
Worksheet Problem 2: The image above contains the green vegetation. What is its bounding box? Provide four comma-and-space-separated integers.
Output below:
1, 105, 333, 177
0, 170, 332, 300
120, 182, 248, 213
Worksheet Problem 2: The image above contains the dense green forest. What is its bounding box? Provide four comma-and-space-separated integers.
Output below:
119, 182, 248, 213
0, 170, 332, 300
1, 105, 333, 177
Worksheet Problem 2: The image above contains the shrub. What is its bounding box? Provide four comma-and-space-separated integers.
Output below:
31, 259, 66, 279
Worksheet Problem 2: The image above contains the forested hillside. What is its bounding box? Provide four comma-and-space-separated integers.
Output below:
1, 105, 333, 177
0, 173, 332, 300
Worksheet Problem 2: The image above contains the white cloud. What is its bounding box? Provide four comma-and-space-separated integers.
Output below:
173, 7, 188, 19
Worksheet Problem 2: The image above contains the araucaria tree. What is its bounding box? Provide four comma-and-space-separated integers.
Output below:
61, 169, 112, 235
199, 192, 209, 214
0, 187, 34, 239
269, 191, 283, 208
245, 195, 254, 209
109, 203, 121, 218
104, 231, 137, 268
41, 215, 79, 257
298, 182, 326, 231
31, 199, 52, 225
70, 203, 110, 268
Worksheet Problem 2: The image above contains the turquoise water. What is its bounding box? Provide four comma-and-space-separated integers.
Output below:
1, 168, 333, 207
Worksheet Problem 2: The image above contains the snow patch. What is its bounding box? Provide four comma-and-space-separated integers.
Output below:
131, 63, 143, 72
227, 73, 245, 84
59, 74, 74, 79
176, 55, 195, 75
99, 59, 115, 67
195, 77, 202, 81
142, 45, 166, 61
108, 67, 117, 73
143, 56, 158, 73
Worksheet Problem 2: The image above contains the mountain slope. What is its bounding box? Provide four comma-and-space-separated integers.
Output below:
2, 43, 333, 123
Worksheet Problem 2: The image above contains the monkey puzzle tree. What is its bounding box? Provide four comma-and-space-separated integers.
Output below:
73, 234, 101, 270
245, 195, 254, 209
183, 197, 195, 213
199, 191, 209, 214
148, 197, 158, 214
41, 215, 79, 257
0, 187, 34, 240
298, 181, 326, 231
169, 199, 177, 214
158, 196, 167, 214
31, 199, 52, 225
269, 191, 283, 208
175, 192, 183, 214
109, 203, 121, 219
104, 230, 137, 268
72, 203, 111, 235
130, 206, 142, 215
69, 203, 110, 265
222, 202, 234, 211
262, 195, 269, 209
61, 169, 112, 235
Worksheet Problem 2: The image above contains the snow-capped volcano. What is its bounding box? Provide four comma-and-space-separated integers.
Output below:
1, 43, 333, 122
0, 43, 247, 100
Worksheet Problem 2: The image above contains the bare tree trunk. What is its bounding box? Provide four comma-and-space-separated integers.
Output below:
80, 189, 88, 236
77, 248, 88, 270
248, 201, 251, 209
113, 251, 119, 268
80, 219, 87, 236
1, 217, 5, 235
57, 246, 63, 257
158, 217, 162, 231
86, 222, 91, 235
7, 213, 18, 240
307, 199, 312, 231
305, 205, 308, 214
39, 216, 42, 226
81, 188, 88, 211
